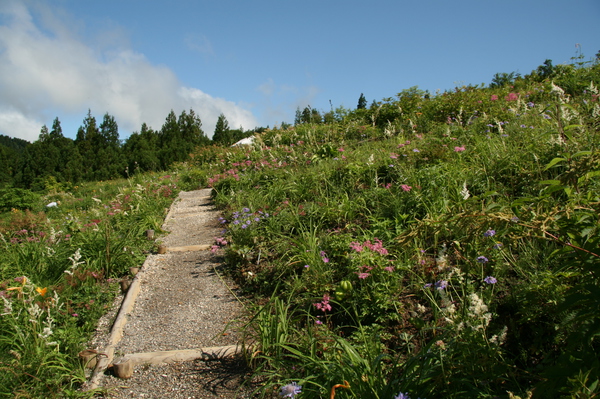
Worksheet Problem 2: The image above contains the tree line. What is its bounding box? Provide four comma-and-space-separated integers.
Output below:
0, 109, 257, 191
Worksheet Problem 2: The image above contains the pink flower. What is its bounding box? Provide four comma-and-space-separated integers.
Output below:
364, 239, 388, 255
505, 92, 519, 101
401, 184, 412, 192
357, 272, 370, 279
313, 294, 332, 312
491, 95, 499, 101
384, 266, 395, 272
454, 146, 466, 152
350, 242, 364, 252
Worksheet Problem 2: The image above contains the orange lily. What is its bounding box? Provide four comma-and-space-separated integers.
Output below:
7, 277, 27, 297
36, 287, 48, 297
330, 380, 350, 399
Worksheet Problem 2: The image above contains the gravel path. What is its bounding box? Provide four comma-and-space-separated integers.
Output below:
90, 189, 257, 399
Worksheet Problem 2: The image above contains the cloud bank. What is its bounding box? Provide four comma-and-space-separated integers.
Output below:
0, 1, 257, 142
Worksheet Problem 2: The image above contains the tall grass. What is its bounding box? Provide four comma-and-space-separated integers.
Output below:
0, 173, 180, 397
195, 66, 600, 398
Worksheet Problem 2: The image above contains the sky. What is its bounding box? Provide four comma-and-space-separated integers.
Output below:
1, 0, 599, 142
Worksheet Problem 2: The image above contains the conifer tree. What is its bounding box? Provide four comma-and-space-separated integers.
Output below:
357, 93, 367, 109
158, 110, 183, 169
212, 113, 231, 145
124, 123, 160, 173
75, 110, 99, 181
97, 113, 124, 180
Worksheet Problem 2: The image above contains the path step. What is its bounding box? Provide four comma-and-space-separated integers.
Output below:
164, 244, 211, 252
120, 345, 242, 366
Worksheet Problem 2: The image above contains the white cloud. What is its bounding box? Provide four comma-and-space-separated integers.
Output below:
0, 1, 256, 141
178, 87, 258, 134
0, 107, 43, 142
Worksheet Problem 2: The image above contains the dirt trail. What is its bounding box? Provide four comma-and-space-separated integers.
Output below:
90, 189, 255, 399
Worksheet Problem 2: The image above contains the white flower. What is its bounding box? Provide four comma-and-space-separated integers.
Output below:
551, 82, 565, 97
1, 297, 12, 315
468, 293, 488, 316
40, 327, 53, 339
490, 326, 508, 345
27, 303, 43, 319
460, 182, 470, 200
367, 154, 375, 166
592, 104, 600, 119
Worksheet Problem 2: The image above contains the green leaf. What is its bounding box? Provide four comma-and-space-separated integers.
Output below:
571, 150, 592, 158
539, 179, 562, 186
544, 158, 567, 170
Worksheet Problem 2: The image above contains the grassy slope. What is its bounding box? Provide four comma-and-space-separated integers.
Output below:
187, 66, 600, 398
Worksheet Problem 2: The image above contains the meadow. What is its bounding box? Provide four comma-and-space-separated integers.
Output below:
0, 173, 180, 397
195, 69, 600, 397
0, 57, 599, 398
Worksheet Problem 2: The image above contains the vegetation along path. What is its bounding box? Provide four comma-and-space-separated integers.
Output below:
88, 188, 254, 398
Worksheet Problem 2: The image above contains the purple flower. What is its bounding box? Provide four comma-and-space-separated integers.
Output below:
484, 276, 497, 284
280, 382, 302, 398
435, 280, 448, 290
394, 393, 411, 399
483, 229, 496, 237
477, 256, 489, 263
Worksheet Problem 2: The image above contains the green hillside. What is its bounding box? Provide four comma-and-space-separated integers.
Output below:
187, 56, 600, 398
0, 55, 599, 398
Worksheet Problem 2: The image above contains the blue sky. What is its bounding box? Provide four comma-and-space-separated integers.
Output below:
1, 0, 599, 141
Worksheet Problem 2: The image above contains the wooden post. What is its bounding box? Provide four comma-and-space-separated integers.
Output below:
120, 279, 131, 293
113, 358, 134, 379
78, 349, 98, 369
157, 244, 167, 254
145, 229, 155, 240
